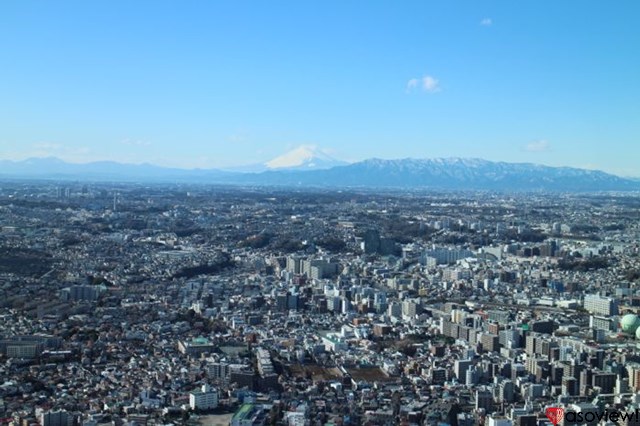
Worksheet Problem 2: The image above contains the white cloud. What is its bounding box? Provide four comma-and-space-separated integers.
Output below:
407, 74, 441, 93
525, 140, 550, 152
480, 18, 492, 26
422, 75, 440, 92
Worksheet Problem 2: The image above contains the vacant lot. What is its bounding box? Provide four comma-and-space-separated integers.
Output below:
288, 363, 343, 382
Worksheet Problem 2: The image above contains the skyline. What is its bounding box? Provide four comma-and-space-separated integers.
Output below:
1, 1, 639, 176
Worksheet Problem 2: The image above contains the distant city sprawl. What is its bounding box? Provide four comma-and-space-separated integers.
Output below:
0, 182, 639, 425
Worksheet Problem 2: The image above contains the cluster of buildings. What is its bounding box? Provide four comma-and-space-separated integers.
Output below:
0, 182, 639, 425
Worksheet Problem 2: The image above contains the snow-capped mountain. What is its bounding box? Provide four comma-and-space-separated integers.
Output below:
226, 145, 348, 172
265, 145, 347, 170
234, 157, 638, 191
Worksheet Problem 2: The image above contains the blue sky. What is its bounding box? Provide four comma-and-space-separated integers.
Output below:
1, 1, 639, 175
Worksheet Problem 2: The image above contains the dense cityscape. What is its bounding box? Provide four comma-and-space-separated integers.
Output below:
1, 181, 639, 425
2, 0, 639, 425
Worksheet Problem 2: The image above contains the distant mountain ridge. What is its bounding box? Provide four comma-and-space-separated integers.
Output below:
323, 157, 638, 190
0, 156, 637, 191
230, 157, 638, 191
0, 157, 232, 181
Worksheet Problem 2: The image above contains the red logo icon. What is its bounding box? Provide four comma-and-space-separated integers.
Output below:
546, 407, 564, 425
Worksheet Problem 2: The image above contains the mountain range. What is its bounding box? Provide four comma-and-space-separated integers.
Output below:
0, 154, 637, 192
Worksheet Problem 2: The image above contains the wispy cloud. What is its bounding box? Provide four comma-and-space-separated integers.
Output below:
524, 140, 550, 152
480, 18, 492, 26
121, 138, 151, 147
407, 74, 441, 93
7, 142, 94, 162
33, 142, 90, 156
227, 130, 250, 144
33, 142, 63, 151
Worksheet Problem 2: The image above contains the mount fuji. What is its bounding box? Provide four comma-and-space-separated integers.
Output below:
226, 145, 348, 172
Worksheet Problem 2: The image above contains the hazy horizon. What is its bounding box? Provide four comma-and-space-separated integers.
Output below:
3, 151, 640, 179
1, 1, 639, 176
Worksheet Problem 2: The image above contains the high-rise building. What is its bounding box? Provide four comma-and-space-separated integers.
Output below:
207, 362, 230, 383
60, 285, 104, 302
455, 359, 473, 381
499, 380, 515, 403
362, 229, 399, 255
583, 294, 618, 316
402, 300, 420, 318
475, 389, 493, 411
481, 333, 500, 353
286, 256, 303, 274
589, 315, 613, 331
466, 366, 478, 386
500, 329, 521, 349
40, 410, 74, 426
189, 384, 218, 411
